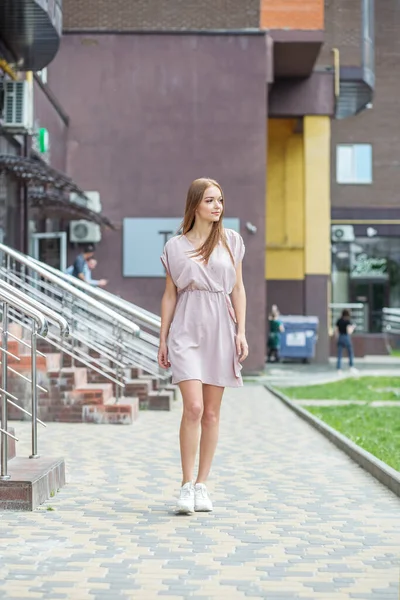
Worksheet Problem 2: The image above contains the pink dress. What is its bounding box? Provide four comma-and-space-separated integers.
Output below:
160, 228, 245, 388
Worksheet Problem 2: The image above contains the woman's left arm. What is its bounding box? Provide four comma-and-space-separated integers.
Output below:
231, 261, 248, 362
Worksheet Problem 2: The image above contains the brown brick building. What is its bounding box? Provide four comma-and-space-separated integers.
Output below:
321, 1, 400, 351
63, 0, 260, 30
6, 0, 387, 368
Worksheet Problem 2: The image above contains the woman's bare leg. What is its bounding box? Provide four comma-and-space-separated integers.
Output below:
178, 380, 203, 484
196, 384, 224, 484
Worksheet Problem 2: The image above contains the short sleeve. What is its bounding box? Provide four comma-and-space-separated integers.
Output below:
234, 232, 245, 265
226, 229, 245, 266
160, 244, 170, 275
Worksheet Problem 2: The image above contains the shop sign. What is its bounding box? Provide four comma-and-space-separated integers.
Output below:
32, 124, 50, 163
39, 128, 49, 153
123, 217, 240, 277
350, 253, 388, 279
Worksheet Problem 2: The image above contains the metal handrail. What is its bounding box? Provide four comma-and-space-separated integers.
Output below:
0, 291, 50, 480
0, 246, 159, 387
1, 263, 165, 378
36, 332, 126, 388
382, 308, 400, 333
382, 307, 400, 354
33, 259, 162, 331
329, 302, 366, 332
1, 244, 170, 409
0, 290, 48, 336
0, 279, 70, 337
2, 269, 134, 383
6, 330, 46, 358
0, 243, 140, 337
0, 281, 71, 463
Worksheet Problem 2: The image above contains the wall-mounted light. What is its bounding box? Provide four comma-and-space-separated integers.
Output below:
246, 222, 257, 234
366, 227, 378, 237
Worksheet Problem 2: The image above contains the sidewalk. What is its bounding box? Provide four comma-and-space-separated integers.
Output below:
253, 357, 400, 388
0, 386, 399, 600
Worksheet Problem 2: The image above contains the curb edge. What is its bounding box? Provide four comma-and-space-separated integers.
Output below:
265, 384, 400, 499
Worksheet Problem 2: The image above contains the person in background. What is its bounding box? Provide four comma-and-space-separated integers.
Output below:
84, 257, 108, 287
267, 304, 284, 363
71, 245, 95, 282
335, 308, 358, 375
65, 251, 108, 287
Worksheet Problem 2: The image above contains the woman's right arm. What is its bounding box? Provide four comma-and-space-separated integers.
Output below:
347, 322, 356, 335
158, 273, 177, 369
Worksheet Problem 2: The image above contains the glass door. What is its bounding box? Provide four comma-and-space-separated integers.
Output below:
32, 232, 67, 272
371, 282, 387, 333
350, 280, 389, 333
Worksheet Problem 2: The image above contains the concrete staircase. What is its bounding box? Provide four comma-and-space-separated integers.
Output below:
2, 329, 177, 425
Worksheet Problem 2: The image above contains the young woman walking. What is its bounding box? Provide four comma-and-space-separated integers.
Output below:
158, 178, 248, 514
335, 308, 357, 375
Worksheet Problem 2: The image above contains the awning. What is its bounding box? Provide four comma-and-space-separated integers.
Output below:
29, 191, 114, 228
0, 154, 88, 196
0, 154, 115, 229
0, 0, 62, 71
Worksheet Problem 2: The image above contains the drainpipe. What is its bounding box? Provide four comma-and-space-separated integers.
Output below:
22, 72, 34, 255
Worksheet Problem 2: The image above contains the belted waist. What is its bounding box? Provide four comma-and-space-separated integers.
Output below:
179, 287, 225, 295
178, 287, 237, 324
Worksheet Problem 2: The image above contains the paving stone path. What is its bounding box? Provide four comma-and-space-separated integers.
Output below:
293, 399, 400, 407
0, 386, 399, 600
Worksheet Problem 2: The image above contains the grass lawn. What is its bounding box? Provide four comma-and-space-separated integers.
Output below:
306, 405, 400, 472
391, 349, 400, 357
277, 376, 400, 402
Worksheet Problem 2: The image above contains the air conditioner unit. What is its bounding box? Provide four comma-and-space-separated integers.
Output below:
3, 81, 33, 131
331, 225, 355, 243
70, 192, 102, 243
70, 221, 101, 243
70, 191, 101, 213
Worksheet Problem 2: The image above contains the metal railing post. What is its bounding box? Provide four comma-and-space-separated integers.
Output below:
6, 255, 11, 286
70, 297, 76, 368
30, 319, 39, 459
0, 302, 10, 480
114, 321, 125, 404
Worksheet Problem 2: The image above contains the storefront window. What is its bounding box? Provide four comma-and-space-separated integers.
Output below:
0, 136, 20, 249
0, 173, 19, 249
332, 237, 400, 333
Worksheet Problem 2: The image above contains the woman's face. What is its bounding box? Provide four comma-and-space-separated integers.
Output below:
195, 185, 223, 224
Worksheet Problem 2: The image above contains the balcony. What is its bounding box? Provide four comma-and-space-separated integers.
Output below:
0, 0, 62, 71
335, 0, 375, 119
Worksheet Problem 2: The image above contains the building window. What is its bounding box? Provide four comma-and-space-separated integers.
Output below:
336, 144, 373, 184
331, 236, 400, 333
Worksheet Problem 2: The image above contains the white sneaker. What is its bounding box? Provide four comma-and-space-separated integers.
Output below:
194, 483, 213, 512
350, 367, 359, 376
176, 482, 195, 514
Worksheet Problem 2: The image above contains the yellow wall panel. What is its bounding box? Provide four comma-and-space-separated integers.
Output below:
304, 116, 331, 275
267, 120, 293, 246
285, 135, 304, 248
266, 119, 305, 280
266, 249, 305, 280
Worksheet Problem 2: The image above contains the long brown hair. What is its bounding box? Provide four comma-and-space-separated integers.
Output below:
179, 177, 234, 264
